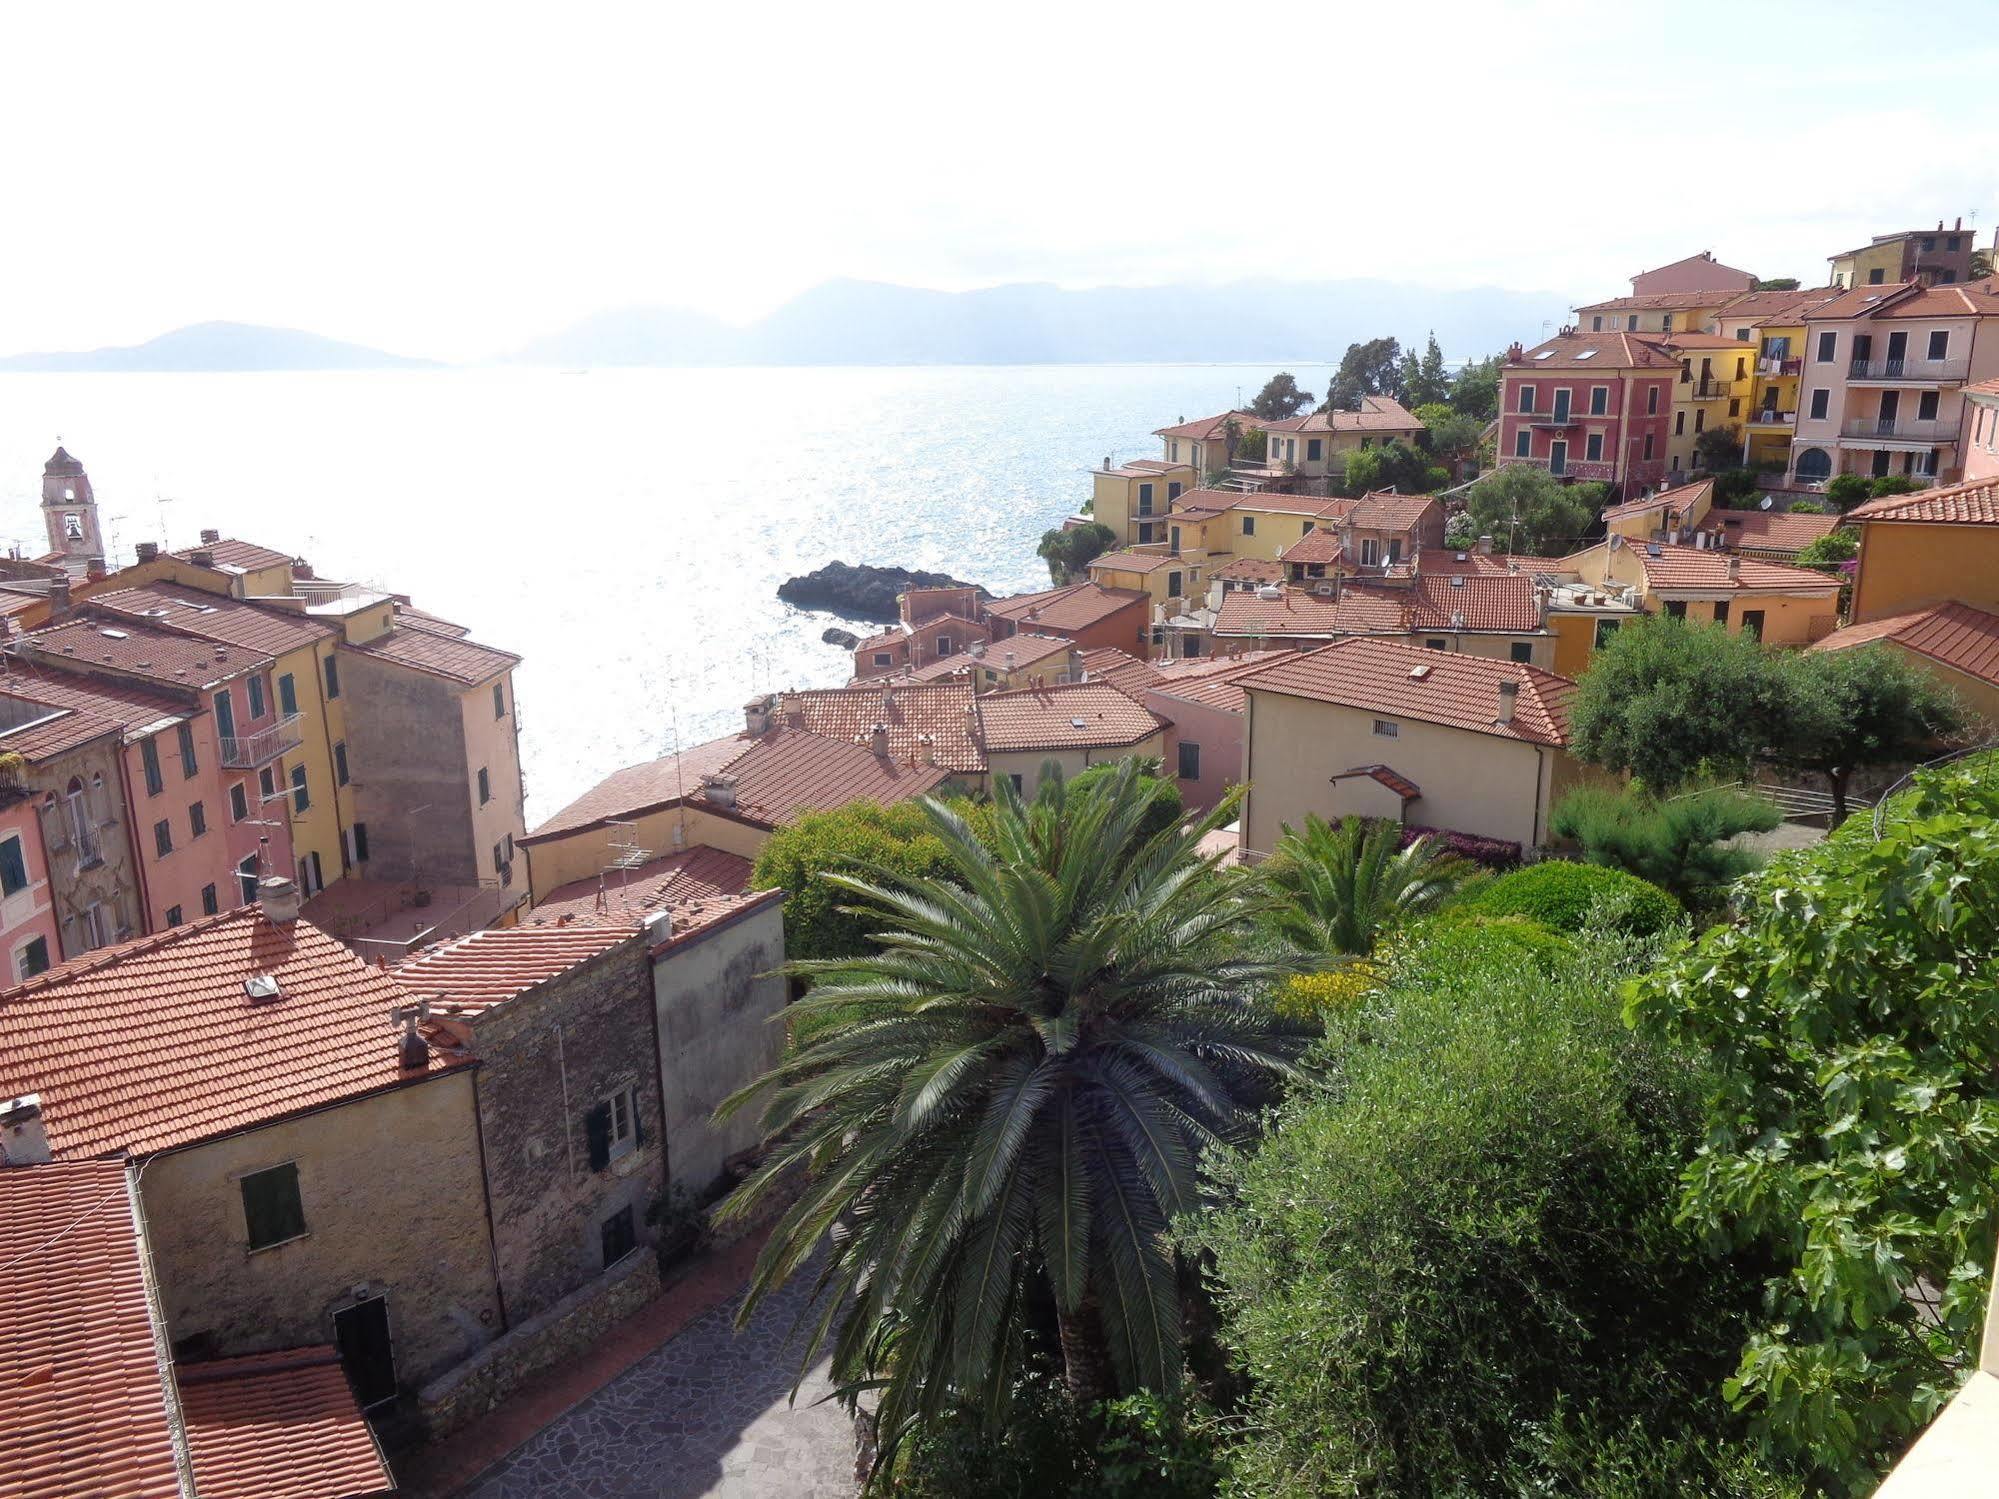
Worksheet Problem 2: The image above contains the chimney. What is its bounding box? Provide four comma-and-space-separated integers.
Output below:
1477, 534, 1494, 555
1497, 679, 1519, 725
48, 575, 71, 619
701, 773, 738, 810
258, 875, 301, 924
919, 733, 936, 767
870, 723, 889, 758
0, 1093, 51, 1166
199, 528, 221, 544
134, 541, 159, 564
1004, 650, 1016, 671
394, 1001, 431, 1071
743, 693, 775, 736
642, 909, 674, 946
1728, 553, 1742, 580
85, 561, 105, 581
189, 549, 215, 569
880, 681, 895, 713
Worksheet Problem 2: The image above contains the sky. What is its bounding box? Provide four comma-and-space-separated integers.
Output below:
4, 0, 1997, 362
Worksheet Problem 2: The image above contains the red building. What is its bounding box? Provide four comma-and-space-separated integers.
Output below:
1497, 332, 1677, 500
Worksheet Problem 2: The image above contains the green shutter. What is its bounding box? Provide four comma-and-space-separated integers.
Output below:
241, 1163, 306, 1249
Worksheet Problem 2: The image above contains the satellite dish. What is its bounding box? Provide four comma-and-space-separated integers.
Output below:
1758, 496, 1774, 511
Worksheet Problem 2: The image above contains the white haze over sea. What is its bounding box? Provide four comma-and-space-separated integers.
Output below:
0, 365, 1337, 823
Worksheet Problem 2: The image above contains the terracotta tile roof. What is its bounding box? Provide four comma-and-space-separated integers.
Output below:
86, 583, 335, 658
1166, 488, 1240, 518
1079, 647, 1166, 695
0, 1159, 184, 1499
1345, 491, 1441, 533
1148, 652, 1286, 714
1712, 286, 1844, 323
1240, 637, 1575, 746
977, 634, 1077, 673
170, 538, 296, 572
1631, 543, 1844, 594
976, 682, 1167, 752
19, 618, 274, 690
1807, 277, 1999, 321
1633, 331, 1756, 352
0, 663, 187, 760
1696, 509, 1841, 552
781, 681, 985, 772
1810, 601, 1999, 688
1406, 575, 1544, 632
1088, 549, 1176, 575
1215, 557, 1285, 583
393, 603, 471, 637
1104, 458, 1190, 476
1574, 289, 1742, 313
1152, 410, 1257, 441
1212, 584, 1407, 639
1331, 763, 1421, 800
0, 907, 465, 1159
1509, 332, 1680, 371
0, 589, 46, 618
1633, 251, 1756, 287
525, 733, 753, 843
395, 922, 639, 1018
1848, 477, 1999, 525
343, 624, 519, 687
718, 727, 955, 822
177, 1348, 392, 1499
1278, 528, 1344, 566
1230, 492, 1356, 518
984, 582, 1147, 635
532, 845, 753, 926
1415, 549, 1538, 577
1262, 395, 1425, 435
1601, 477, 1715, 522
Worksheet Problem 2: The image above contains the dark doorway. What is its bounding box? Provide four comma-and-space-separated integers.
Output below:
334, 1296, 397, 1409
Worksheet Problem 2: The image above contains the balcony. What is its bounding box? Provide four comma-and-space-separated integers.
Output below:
1756, 356, 1803, 378
1747, 409, 1795, 426
1839, 417, 1955, 444
1687, 378, 1732, 400
219, 712, 304, 770
1847, 356, 1970, 384
1500, 453, 1618, 482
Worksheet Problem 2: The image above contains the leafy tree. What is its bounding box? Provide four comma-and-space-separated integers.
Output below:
1711, 467, 1761, 504
1449, 353, 1504, 422
1459, 465, 1598, 555
1627, 754, 1999, 1491
1794, 528, 1857, 570
1412, 402, 1484, 465
752, 800, 972, 961
1569, 616, 1787, 790
1037, 521, 1117, 584
1867, 474, 1920, 498
1549, 784, 1778, 910
1751, 276, 1801, 291
1321, 336, 1403, 412
717, 766, 1312, 1465
1973, 247, 1994, 279
1824, 473, 1872, 509
1246, 372, 1313, 421
1456, 860, 1681, 936
1191, 922, 1792, 1496
1261, 814, 1473, 959
1694, 424, 1742, 472
1443, 510, 1479, 548
1230, 423, 1267, 462
1767, 645, 1966, 822
1397, 332, 1452, 409
1339, 438, 1442, 497
1067, 758, 1183, 842
1786, 497, 1829, 514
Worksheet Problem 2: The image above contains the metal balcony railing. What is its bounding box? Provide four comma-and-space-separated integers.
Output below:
1839, 417, 1955, 442
1748, 409, 1795, 426
1757, 356, 1803, 377
220, 713, 305, 770
1847, 357, 1970, 383
1687, 378, 1732, 399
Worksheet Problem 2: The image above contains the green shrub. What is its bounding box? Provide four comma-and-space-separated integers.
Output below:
1066, 758, 1182, 840
750, 799, 965, 961
1391, 911, 1574, 977
1458, 859, 1679, 935
1824, 472, 1872, 508
1549, 783, 1778, 909
1794, 528, 1857, 570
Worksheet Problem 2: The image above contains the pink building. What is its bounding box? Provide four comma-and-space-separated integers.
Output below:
1962, 380, 1999, 484
1629, 251, 1757, 298
1497, 333, 1676, 499
1144, 654, 1283, 814
0, 778, 62, 981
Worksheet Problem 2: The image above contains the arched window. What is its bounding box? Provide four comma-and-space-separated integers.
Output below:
1794, 447, 1832, 481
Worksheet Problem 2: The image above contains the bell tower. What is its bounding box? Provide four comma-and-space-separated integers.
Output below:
41, 446, 105, 578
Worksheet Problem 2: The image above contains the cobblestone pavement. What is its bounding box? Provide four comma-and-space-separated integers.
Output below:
462, 1263, 853, 1499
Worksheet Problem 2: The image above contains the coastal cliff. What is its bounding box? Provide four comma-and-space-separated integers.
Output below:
778, 560, 986, 624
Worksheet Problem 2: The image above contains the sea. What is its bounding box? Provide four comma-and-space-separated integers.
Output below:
0, 364, 1338, 823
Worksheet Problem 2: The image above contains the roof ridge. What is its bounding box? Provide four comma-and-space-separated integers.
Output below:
0, 904, 258, 1005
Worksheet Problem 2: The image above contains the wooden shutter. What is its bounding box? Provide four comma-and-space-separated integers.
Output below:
585, 1102, 612, 1171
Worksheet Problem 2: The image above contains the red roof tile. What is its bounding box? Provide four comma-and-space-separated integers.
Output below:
20, 618, 273, 690
1806, 277, 1999, 321
1229, 492, 1356, 518
1240, 637, 1575, 746
1509, 332, 1680, 371
0, 1159, 184, 1499
0, 908, 465, 1159
1601, 477, 1715, 522
344, 625, 519, 686
718, 727, 955, 822
1406, 575, 1543, 632
1148, 652, 1286, 714
1343, 491, 1441, 533
1631, 543, 1842, 594
1262, 395, 1424, 435
976, 683, 1166, 752
177, 1348, 392, 1499
984, 582, 1148, 635
1212, 584, 1407, 639
1414, 549, 1538, 577
1573, 289, 1742, 313
1695, 509, 1841, 553
1214, 557, 1285, 584
532, 845, 753, 926
1088, 549, 1176, 575
0, 662, 188, 761
1152, 410, 1257, 441
781, 681, 985, 773
86, 584, 335, 658
526, 733, 753, 843
1278, 529, 1345, 565
1331, 763, 1422, 800
977, 634, 1078, 673
395, 922, 639, 1017
1079, 647, 1166, 696
1848, 477, 1999, 525
170, 538, 296, 572
1711, 285, 1844, 323
1810, 601, 1999, 687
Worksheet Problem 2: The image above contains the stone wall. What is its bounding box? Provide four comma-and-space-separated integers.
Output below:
339, 649, 478, 884
466, 934, 668, 1323
28, 737, 145, 957
417, 1242, 661, 1438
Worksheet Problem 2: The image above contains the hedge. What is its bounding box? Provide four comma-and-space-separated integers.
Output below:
1457, 860, 1679, 936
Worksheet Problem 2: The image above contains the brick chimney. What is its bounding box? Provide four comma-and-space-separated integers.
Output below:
199, 528, 221, 544
0, 1093, 50, 1166
870, 723, 889, 758
259, 875, 301, 924
47, 575, 70, 620
700, 773, 738, 810
1728, 553, 1742, 580
743, 693, 776, 736
134, 541, 159, 564
189, 549, 215, 569
918, 733, 936, 767
1497, 679, 1519, 725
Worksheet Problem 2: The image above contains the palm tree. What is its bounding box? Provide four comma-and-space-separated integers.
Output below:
715, 762, 1309, 1461
1262, 814, 1472, 958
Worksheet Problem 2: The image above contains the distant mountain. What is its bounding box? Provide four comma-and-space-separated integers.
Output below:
0, 321, 438, 372
504, 278, 1574, 367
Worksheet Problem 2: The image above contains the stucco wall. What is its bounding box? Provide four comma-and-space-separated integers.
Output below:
525, 804, 771, 904
0, 794, 61, 978
140, 1070, 500, 1391
1148, 691, 1242, 814
25, 739, 144, 957
1243, 689, 1557, 855
985, 733, 1167, 798
461, 669, 527, 895
650, 896, 787, 1197
1852, 522, 1999, 623
339, 650, 478, 884
462, 937, 665, 1322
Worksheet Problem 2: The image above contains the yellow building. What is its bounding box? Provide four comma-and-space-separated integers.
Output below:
1643, 333, 1756, 474
1088, 460, 1195, 546
1846, 479, 1999, 624
1152, 411, 1256, 482
1563, 534, 1841, 645
1574, 288, 1743, 336
1706, 286, 1845, 469
1086, 547, 1203, 614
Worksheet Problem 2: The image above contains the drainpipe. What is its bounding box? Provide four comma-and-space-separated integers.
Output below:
112, 739, 154, 934
468, 1069, 511, 1334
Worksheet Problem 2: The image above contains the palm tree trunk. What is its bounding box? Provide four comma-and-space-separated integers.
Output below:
1056, 1290, 1112, 1408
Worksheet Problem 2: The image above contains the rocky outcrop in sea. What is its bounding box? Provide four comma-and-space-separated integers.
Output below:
778, 560, 986, 624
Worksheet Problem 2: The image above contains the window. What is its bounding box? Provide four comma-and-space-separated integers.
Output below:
1371, 719, 1399, 738
1741, 609, 1765, 641
334, 742, 350, 786
241, 1163, 307, 1250
153, 819, 173, 858
1513, 430, 1531, 457
1816, 330, 1837, 363
1589, 386, 1607, 415
1694, 410, 1705, 434
600, 1205, 637, 1269
1644, 433, 1656, 460
229, 783, 249, 822
189, 801, 207, 839
935, 634, 955, 656
259, 766, 276, 801
213, 688, 236, 742
201, 883, 219, 916
1735, 327, 1750, 342
1517, 385, 1535, 414
1713, 599, 1730, 625
1586, 432, 1604, 462
1590, 315, 1603, 331
177, 723, 197, 779
1306, 438, 1323, 461
1176, 741, 1200, 780
1661, 314, 1674, 333
290, 765, 310, 813
1674, 411, 1685, 436
0, 835, 27, 897
1646, 386, 1660, 414
476, 767, 491, 805
1949, 235, 1962, 251
247, 675, 267, 719
1241, 515, 1255, 536
165, 905, 183, 927
1728, 398, 1741, 417
323, 654, 341, 699
141, 737, 164, 796
1425, 638, 1446, 651
1136, 482, 1154, 516
1809, 388, 1830, 420
15, 937, 49, 981
277, 673, 297, 717
1664, 600, 1688, 619
1361, 538, 1380, 566
1868, 268, 1885, 285
352, 823, 369, 863
1007, 773, 1023, 795
1509, 642, 1534, 663
587, 1086, 639, 1170
237, 855, 260, 905
1626, 314, 1638, 331
1166, 570, 1183, 597
1927, 330, 1950, 361
873, 652, 893, 667
1923, 236, 1937, 251
1919, 389, 1940, 421
493, 681, 506, 719
1595, 618, 1621, 648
